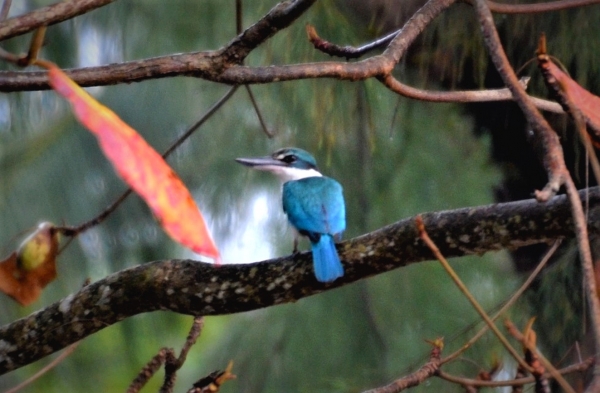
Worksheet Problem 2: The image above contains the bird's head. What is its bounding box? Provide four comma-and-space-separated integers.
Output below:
236, 147, 323, 182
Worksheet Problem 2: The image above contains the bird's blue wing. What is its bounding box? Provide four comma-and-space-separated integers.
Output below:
282, 176, 346, 236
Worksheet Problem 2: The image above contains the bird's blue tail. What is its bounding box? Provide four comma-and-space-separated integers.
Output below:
311, 235, 344, 282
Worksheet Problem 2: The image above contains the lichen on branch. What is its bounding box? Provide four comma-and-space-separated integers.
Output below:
1, 188, 598, 375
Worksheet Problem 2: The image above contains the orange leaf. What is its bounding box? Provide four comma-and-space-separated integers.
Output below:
0, 222, 59, 306
538, 43, 600, 145
543, 60, 600, 129
46, 64, 219, 259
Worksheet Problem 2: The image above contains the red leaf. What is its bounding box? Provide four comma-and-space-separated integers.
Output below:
46, 64, 219, 259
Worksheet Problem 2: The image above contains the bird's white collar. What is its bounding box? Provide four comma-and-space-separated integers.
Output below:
255, 165, 322, 183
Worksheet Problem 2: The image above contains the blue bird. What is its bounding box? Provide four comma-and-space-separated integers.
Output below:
236, 147, 346, 282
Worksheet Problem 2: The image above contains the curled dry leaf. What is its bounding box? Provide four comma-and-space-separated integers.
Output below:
0, 222, 59, 306
537, 34, 600, 145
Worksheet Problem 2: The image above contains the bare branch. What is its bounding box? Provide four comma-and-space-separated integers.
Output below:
474, 0, 600, 389
4, 342, 80, 393
504, 319, 573, 393
306, 24, 399, 59
437, 357, 595, 387
1, 188, 599, 374
127, 317, 204, 393
381, 74, 564, 113
245, 85, 275, 138
563, 178, 600, 393
0, 0, 317, 91
362, 340, 442, 393
218, 0, 316, 65
307, 0, 600, 60
55, 86, 239, 238
441, 240, 561, 365
474, 0, 568, 201
484, 0, 600, 14
0, 0, 12, 22
417, 215, 532, 373
0, 0, 453, 91
0, 0, 117, 41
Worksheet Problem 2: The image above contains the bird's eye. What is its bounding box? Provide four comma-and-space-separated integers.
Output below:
283, 155, 297, 163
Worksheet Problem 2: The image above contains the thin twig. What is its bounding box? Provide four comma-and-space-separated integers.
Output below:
416, 215, 533, 373
235, 0, 242, 34
306, 24, 399, 59
4, 342, 81, 393
307, 0, 600, 60
127, 348, 170, 393
528, 95, 568, 114
161, 317, 205, 393
0, 0, 11, 21
177, 317, 204, 368
504, 320, 574, 393
0, 0, 117, 41
441, 240, 562, 365
573, 111, 600, 185
127, 317, 205, 393
484, 0, 600, 14
361, 340, 443, 393
245, 85, 274, 138
563, 176, 600, 393
161, 86, 239, 158
0, 25, 47, 67
21, 26, 46, 66
234, 0, 273, 139
438, 356, 594, 387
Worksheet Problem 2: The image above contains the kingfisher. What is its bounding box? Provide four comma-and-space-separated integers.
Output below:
236, 147, 346, 282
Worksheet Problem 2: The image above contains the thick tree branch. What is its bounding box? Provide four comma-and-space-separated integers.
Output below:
220, 0, 317, 64
2, 0, 598, 49
1, 188, 600, 375
2, 0, 599, 93
0, 0, 453, 91
0, 0, 317, 46
0, 0, 317, 91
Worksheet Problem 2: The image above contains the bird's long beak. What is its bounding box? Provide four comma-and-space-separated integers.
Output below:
235, 156, 285, 168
